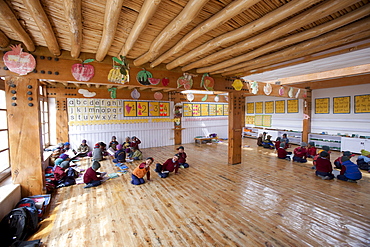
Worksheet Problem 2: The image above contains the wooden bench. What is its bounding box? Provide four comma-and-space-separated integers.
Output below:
194, 137, 218, 145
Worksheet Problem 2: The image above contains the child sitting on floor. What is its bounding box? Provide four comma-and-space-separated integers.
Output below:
336, 156, 362, 182
293, 142, 307, 163
262, 135, 275, 149
357, 149, 370, 172
155, 154, 180, 178
131, 157, 154, 185
109, 136, 119, 151
54, 161, 77, 188
177, 146, 189, 168
122, 136, 131, 154
53, 153, 70, 171
274, 137, 281, 150
334, 151, 355, 169
130, 136, 141, 150
312, 145, 331, 169
92, 143, 104, 161
315, 151, 334, 180
83, 161, 107, 188
257, 133, 263, 146
128, 146, 143, 160
77, 139, 89, 157
113, 144, 126, 163
306, 142, 317, 158
277, 142, 292, 161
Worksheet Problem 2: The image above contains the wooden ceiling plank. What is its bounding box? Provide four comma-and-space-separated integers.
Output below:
95, 0, 125, 62
165, 0, 322, 70
183, 0, 362, 71
23, 0, 60, 56
119, 0, 162, 57
133, 0, 209, 66
0, 0, 35, 51
150, 0, 260, 68
73, 83, 80, 88
202, 5, 370, 74
0, 29, 10, 48
63, 0, 82, 58
222, 18, 370, 76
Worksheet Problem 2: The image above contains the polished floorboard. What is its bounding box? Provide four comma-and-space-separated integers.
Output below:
30, 138, 370, 247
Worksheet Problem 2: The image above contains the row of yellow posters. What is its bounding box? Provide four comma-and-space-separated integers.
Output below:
251, 115, 271, 127
183, 103, 228, 117
315, 95, 370, 114
247, 100, 299, 114
124, 101, 169, 117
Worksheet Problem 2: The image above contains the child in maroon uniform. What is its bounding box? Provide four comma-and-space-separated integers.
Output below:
177, 146, 189, 168
277, 142, 292, 160
334, 151, 355, 169
155, 154, 180, 178
131, 157, 154, 185
274, 137, 281, 150
307, 142, 317, 158
315, 151, 334, 180
130, 136, 141, 150
83, 161, 107, 188
293, 142, 307, 163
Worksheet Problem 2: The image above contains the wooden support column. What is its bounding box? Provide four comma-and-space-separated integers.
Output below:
173, 92, 183, 145
5, 77, 43, 197
56, 97, 69, 143
302, 89, 312, 143
228, 92, 245, 165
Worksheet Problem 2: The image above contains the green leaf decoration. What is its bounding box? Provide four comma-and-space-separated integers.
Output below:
113, 57, 123, 65
83, 58, 95, 64
201, 94, 208, 101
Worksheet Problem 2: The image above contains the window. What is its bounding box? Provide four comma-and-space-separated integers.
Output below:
0, 85, 10, 180
40, 85, 50, 149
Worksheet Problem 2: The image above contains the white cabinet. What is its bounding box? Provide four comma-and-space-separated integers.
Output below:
341, 137, 370, 154
278, 131, 302, 145
243, 127, 260, 139
308, 134, 341, 151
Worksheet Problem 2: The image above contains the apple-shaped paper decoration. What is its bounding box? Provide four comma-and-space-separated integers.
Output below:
201, 73, 214, 91
72, 59, 95, 81
177, 73, 193, 90
288, 87, 294, 98
162, 77, 170, 86
3, 44, 36, 75
187, 93, 194, 102
214, 95, 219, 102
250, 81, 258, 94
279, 86, 285, 96
264, 83, 272, 95
131, 88, 140, 99
154, 92, 163, 100
201, 94, 208, 101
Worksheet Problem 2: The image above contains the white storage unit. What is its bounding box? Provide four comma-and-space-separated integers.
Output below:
341, 137, 370, 154
280, 131, 302, 145
243, 127, 260, 138
308, 133, 342, 151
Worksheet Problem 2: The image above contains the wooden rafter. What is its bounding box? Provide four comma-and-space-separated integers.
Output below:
119, 0, 162, 57
116, 85, 126, 89
95, 84, 100, 88
165, 0, 323, 70
0, 29, 10, 47
139, 87, 147, 91
183, 0, 361, 71
0, 0, 35, 51
222, 18, 370, 76
150, 0, 260, 68
133, 0, 209, 66
86, 84, 91, 88
73, 83, 80, 88
63, 0, 82, 58
201, 5, 370, 74
62, 82, 68, 87
23, 0, 60, 56
95, 0, 125, 62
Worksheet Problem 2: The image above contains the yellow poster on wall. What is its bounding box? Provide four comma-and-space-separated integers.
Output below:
265, 101, 274, 114
124, 101, 137, 117
159, 102, 169, 116
315, 98, 329, 114
201, 104, 209, 116
192, 104, 201, 116
263, 115, 272, 127
209, 104, 216, 116
149, 102, 159, 116
245, 115, 254, 125
223, 104, 228, 115
137, 101, 149, 117
247, 102, 254, 114
355, 94, 370, 113
287, 99, 299, 113
255, 115, 263, 126
183, 103, 192, 117
216, 104, 223, 115
333, 96, 350, 114
275, 100, 285, 113
255, 102, 263, 114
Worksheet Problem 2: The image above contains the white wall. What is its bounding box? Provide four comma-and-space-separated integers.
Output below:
182, 117, 228, 143
311, 84, 370, 136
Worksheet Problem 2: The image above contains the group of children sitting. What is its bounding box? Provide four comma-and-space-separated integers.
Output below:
257, 132, 370, 183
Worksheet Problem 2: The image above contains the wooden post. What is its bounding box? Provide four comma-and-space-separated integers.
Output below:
302, 89, 312, 143
228, 92, 245, 165
5, 77, 44, 197
56, 97, 69, 143
173, 92, 183, 145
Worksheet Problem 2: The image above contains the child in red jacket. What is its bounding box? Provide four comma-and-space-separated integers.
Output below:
293, 142, 307, 163
83, 161, 107, 188
131, 157, 154, 185
277, 143, 292, 160
155, 154, 180, 178
177, 146, 189, 168
315, 151, 334, 180
307, 142, 317, 158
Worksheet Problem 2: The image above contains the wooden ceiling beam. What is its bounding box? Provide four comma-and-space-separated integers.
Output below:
184, 0, 361, 71
165, 0, 322, 70
0, 29, 10, 48
150, 0, 260, 68
119, 0, 162, 57
139, 87, 148, 91
199, 5, 370, 74
86, 83, 91, 88
151, 88, 162, 92
0, 0, 35, 51
95, 84, 100, 88
63, 0, 82, 58
95, 0, 125, 62
116, 85, 126, 90
73, 83, 80, 88
222, 18, 370, 76
133, 0, 209, 66
23, 0, 60, 56
62, 82, 68, 87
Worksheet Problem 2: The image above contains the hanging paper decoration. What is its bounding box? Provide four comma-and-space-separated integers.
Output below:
263, 83, 272, 95
3, 44, 36, 75
154, 92, 163, 100
279, 86, 285, 96
288, 87, 294, 98
131, 88, 140, 99
136, 68, 153, 85
162, 77, 170, 87
201, 73, 215, 91
214, 95, 219, 102
108, 87, 117, 99
303, 114, 310, 119
108, 56, 129, 84
201, 94, 208, 101
177, 73, 194, 90
303, 90, 307, 98
72, 58, 95, 81
251, 81, 258, 94
295, 89, 301, 98
148, 78, 160, 85
78, 89, 96, 97
187, 93, 194, 102
232, 79, 243, 91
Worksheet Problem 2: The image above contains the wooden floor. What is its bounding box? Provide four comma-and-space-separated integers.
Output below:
30, 138, 370, 247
